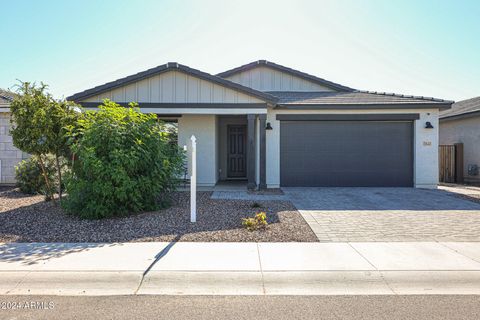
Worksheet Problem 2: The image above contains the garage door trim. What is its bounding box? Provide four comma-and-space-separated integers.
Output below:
276, 113, 420, 121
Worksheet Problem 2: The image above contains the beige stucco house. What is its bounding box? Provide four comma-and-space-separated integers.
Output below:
0, 89, 26, 185
66, 60, 452, 189
440, 97, 480, 184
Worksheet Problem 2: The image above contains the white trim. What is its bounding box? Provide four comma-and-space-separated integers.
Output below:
84, 107, 267, 115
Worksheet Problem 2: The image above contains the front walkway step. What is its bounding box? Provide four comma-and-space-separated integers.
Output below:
210, 191, 286, 201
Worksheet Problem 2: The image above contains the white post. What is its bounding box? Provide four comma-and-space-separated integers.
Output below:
190, 135, 197, 223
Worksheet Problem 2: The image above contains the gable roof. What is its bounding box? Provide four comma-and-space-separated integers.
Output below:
67, 63, 278, 104
0, 88, 16, 104
270, 91, 453, 109
67, 61, 453, 110
440, 96, 480, 120
217, 60, 355, 92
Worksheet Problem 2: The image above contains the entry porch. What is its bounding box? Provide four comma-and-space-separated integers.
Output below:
175, 111, 267, 190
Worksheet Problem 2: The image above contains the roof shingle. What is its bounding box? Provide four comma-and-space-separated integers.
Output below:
440, 96, 480, 119
269, 91, 453, 107
0, 88, 15, 104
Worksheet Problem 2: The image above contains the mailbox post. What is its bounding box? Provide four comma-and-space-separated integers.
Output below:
190, 135, 197, 223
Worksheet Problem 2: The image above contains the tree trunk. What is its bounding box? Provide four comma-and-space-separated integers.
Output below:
55, 153, 62, 200
38, 154, 55, 204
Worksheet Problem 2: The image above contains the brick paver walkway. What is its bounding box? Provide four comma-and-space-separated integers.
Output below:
283, 188, 480, 242
299, 210, 480, 242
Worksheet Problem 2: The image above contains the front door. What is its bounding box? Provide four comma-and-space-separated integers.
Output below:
227, 125, 247, 178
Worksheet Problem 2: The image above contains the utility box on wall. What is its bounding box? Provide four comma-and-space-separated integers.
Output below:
468, 164, 479, 176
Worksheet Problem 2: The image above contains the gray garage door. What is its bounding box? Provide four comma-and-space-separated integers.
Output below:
280, 121, 413, 187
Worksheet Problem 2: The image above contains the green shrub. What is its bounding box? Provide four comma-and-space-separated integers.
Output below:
251, 202, 262, 208
242, 212, 268, 231
63, 100, 184, 219
15, 155, 56, 197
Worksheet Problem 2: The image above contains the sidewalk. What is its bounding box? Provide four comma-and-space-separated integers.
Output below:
1, 242, 480, 295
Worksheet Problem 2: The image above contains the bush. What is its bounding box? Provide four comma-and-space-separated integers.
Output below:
63, 101, 184, 219
251, 202, 262, 208
15, 155, 57, 197
242, 212, 268, 231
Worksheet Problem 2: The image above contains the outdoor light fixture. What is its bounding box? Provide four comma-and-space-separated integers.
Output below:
266, 122, 273, 130
425, 122, 434, 129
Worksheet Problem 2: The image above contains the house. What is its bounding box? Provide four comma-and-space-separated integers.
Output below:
0, 89, 26, 185
67, 60, 452, 189
440, 97, 480, 184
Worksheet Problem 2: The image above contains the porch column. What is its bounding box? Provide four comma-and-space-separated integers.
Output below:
259, 114, 267, 190
247, 114, 257, 190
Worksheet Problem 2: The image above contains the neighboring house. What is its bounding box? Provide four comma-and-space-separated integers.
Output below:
0, 89, 26, 185
440, 97, 480, 184
67, 60, 452, 189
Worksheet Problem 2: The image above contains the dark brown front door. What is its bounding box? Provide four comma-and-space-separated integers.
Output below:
227, 125, 247, 178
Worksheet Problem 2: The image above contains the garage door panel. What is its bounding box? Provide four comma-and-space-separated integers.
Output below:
280, 121, 413, 187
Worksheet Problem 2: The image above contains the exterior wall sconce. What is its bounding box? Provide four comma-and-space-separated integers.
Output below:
266, 122, 273, 130
425, 122, 434, 129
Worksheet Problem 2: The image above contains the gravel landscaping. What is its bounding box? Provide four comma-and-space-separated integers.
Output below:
0, 187, 317, 243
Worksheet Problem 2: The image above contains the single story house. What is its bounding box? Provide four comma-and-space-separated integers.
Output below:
0, 89, 27, 185
440, 97, 480, 184
67, 60, 453, 189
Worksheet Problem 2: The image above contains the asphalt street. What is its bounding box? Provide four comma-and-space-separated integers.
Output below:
1, 295, 480, 320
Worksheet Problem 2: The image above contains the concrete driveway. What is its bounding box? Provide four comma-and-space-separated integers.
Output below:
282, 188, 480, 242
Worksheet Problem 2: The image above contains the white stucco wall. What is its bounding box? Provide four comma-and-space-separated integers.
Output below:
178, 114, 218, 186
266, 108, 440, 189
440, 116, 480, 184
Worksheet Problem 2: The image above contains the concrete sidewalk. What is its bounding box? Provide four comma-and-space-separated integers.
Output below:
1, 242, 480, 295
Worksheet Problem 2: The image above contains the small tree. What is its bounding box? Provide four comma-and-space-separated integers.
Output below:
63, 100, 184, 219
9, 82, 78, 201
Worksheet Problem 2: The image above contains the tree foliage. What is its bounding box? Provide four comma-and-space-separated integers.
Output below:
9, 82, 79, 201
15, 155, 56, 195
63, 100, 184, 219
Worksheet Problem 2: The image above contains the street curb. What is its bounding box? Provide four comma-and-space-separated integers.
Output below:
2, 271, 480, 296
0, 271, 142, 296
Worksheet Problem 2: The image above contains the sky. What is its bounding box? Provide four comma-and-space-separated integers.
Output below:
1, 0, 479, 102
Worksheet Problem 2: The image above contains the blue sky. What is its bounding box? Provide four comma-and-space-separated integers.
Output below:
1, 0, 479, 101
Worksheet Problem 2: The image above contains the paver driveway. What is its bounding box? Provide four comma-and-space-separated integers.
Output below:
282, 188, 480, 242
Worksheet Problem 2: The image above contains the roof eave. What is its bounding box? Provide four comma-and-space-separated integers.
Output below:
440, 110, 480, 122
275, 102, 453, 110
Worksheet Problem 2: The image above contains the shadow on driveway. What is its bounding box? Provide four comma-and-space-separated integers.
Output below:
282, 187, 480, 211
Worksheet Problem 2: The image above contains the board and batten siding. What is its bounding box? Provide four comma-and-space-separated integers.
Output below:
82, 70, 263, 104
223, 66, 335, 92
